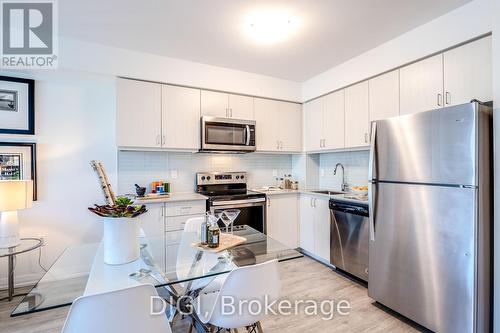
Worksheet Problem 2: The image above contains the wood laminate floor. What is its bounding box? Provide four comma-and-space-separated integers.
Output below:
0, 256, 426, 333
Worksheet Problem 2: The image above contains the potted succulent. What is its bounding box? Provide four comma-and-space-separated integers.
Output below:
88, 197, 147, 265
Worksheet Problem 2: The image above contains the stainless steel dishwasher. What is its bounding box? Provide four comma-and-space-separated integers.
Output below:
329, 198, 369, 282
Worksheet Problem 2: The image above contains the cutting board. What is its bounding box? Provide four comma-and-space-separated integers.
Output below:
135, 193, 170, 201
194, 233, 247, 253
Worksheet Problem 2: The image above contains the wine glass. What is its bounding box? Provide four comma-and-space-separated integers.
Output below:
206, 211, 221, 226
222, 209, 240, 234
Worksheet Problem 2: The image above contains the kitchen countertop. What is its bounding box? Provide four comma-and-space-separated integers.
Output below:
252, 189, 301, 196
252, 188, 368, 203
132, 192, 208, 204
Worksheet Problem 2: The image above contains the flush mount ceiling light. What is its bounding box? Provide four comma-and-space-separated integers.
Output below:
245, 10, 298, 45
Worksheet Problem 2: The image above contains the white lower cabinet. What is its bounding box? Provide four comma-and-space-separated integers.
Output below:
140, 200, 206, 271
313, 197, 330, 262
140, 204, 165, 237
266, 194, 299, 248
299, 195, 315, 253
299, 194, 330, 262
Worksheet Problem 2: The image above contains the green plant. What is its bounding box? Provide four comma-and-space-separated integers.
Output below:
115, 196, 134, 206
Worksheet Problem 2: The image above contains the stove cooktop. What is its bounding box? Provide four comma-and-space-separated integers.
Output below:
205, 190, 265, 202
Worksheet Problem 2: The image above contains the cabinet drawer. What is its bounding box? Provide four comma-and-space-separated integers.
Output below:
165, 201, 206, 217
166, 214, 204, 232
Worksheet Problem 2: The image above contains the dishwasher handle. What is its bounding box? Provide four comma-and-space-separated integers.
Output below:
329, 201, 369, 217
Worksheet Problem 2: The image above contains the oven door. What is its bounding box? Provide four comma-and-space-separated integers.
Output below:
210, 198, 266, 233
201, 117, 256, 152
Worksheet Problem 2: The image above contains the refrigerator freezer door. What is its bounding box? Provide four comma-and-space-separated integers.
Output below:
368, 182, 476, 333
373, 102, 477, 186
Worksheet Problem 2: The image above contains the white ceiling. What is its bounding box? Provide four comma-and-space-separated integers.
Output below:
59, 0, 472, 82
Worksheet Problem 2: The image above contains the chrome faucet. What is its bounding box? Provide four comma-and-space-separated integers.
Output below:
334, 163, 348, 192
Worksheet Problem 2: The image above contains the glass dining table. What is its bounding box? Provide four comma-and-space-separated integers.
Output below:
11, 225, 303, 319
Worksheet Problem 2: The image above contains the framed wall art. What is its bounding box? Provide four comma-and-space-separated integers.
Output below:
0, 142, 37, 200
0, 76, 35, 135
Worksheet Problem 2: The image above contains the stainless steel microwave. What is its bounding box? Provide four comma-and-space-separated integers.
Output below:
200, 116, 256, 153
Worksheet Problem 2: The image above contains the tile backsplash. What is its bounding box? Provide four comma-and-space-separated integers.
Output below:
118, 151, 295, 194
319, 150, 370, 190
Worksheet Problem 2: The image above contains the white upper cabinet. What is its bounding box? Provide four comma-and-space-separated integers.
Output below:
304, 90, 346, 152
304, 98, 324, 152
444, 36, 492, 106
279, 102, 302, 152
116, 78, 162, 148
345, 81, 369, 147
201, 90, 228, 118
201, 90, 254, 119
254, 98, 301, 152
228, 94, 254, 119
400, 54, 444, 115
254, 98, 280, 151
369, 70, 400, 121
162, 85, 201, 150
323, 90, 345, 150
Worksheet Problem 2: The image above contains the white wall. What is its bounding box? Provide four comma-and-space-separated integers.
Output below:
0, 70, 117, 287
302, 0, 492, 101
59, 38, 302, 102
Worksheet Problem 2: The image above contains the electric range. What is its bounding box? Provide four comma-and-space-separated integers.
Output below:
196, 172, 266, 233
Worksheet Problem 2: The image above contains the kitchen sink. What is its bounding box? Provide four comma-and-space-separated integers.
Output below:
310, 190, 346, 195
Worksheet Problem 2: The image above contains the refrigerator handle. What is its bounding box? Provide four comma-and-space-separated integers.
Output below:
368, 182, 376, 242
368, 121, 377, 181
368, 121, 377, 242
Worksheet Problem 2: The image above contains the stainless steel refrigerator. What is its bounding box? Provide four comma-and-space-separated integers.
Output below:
367, 102, 492, 333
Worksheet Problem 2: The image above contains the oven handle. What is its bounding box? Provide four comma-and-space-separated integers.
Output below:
211, 198, 266, 207
246, 125, 251, 146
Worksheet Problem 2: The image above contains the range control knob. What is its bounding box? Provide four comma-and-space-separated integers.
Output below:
241, 175, 245, 179
201, 176, 206, 181
236, 175, 240, 179
207, 176, 211, 181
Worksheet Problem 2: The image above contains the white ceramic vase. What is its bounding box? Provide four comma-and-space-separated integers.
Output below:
102, 217, 140, 265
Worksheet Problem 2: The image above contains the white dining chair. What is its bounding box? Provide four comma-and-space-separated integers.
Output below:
177, 216, 228, 293
192, 259, 280, 332
61, 284, 172, 333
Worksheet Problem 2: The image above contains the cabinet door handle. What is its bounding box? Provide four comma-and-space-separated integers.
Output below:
230, 108, 233, 118
310, 197, 313, 207
313, 198, 317, 207
445, 92, 451, 105
267, 198, 271, 207
279, 141, 283, 150
437, 93, 443, 107
276, 140, 280, 150
162, 135, 166, 146
225, 108, 228, 117
156, 135, 161, 146
364, 133, 368, 144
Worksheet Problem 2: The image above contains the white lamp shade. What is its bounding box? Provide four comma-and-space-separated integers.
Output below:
0, 180, 33, 211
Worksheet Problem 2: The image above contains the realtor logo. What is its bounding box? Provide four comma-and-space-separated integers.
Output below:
1, 0, 58, 68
